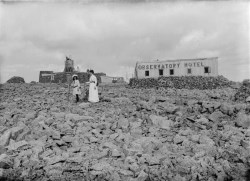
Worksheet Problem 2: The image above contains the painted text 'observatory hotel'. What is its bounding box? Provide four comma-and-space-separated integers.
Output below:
134, 57, 218, 79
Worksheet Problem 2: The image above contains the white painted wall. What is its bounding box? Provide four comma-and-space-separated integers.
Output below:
135, 57, 218, 79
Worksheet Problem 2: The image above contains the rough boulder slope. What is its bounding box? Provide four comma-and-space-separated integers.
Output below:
0, 83, 249, 181
6, 77, 25, 84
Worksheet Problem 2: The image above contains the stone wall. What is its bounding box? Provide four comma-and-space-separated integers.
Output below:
129, 75, 232, 90
39, 71, 54, 83
39, 71, 106, 84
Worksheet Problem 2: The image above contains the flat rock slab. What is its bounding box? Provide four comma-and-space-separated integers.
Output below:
246, 96, 250, 102
91, 162, 114, 171
6, 140, 29, 151
10, 125, 26, 140
0, 130, 11, 147
79, 102, 91, 108
0, 154, 13, 169
46, 155, 68, 165
149, 115, 173, 130
65, 113, 94, 122
208, 111, 224, 122
158, 102, 180, 114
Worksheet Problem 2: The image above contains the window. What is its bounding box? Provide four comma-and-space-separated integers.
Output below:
187, 68, 192, 74
170, 69, 174, 75
204, 67, 211, 73
145, 70, 149, 77
159, 69, 163, 76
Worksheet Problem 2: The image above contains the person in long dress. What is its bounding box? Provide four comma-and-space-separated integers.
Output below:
86, 70, 99, 103
71, 74, 81, 103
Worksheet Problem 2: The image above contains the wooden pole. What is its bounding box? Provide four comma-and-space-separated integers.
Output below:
67, 75, 71, 103
66, 74, 71, 113
50, 75, 52, 91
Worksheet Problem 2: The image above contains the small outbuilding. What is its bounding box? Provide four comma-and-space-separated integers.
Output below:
100, 76, 125, 84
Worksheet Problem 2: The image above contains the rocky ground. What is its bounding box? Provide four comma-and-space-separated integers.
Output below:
0, 83, 250, 181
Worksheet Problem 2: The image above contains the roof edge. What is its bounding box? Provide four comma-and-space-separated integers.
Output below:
137, 57, 218, 63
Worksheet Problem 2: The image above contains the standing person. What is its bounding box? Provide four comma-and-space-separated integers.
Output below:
72, 74, 81, 103
86, 70, 99, 103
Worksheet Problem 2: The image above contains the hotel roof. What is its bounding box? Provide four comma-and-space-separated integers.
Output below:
136, 57, 218, 64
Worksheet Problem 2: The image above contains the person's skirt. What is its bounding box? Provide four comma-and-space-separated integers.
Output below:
88, 85, 99, 103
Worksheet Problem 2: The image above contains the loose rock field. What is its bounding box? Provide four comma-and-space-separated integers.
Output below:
0, 83, 250, 181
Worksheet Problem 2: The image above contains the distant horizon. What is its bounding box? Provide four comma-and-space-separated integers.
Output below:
1, 55, 248, 83
0, 0, 249, 83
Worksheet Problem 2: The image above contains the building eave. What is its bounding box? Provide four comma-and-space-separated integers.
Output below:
136, 57, 218, 64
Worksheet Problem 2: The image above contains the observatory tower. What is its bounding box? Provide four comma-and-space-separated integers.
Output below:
64, 56, 75, 73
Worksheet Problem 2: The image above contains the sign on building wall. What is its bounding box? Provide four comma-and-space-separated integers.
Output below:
137, 61, 206, 70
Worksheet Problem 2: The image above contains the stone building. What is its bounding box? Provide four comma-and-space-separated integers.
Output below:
100, 75, 125, 84
39, 57, 106, 83
134, 57, 218, 79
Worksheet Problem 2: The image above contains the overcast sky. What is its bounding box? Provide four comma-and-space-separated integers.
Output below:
0, 0, 249, 83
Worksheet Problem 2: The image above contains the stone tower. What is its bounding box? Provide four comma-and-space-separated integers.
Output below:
64, 56, 75, 73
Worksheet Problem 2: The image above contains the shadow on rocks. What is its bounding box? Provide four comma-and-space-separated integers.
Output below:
245, 169, 250, 181
0, 177, 23, 181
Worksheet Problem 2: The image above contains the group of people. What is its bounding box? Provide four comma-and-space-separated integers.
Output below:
71, 70, 99, 103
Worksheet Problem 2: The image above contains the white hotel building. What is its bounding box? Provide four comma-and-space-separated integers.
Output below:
134, 57, 218, 79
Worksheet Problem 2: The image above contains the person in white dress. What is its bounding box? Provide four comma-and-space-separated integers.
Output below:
86, 70, 99, 103
71, 74, 81, 103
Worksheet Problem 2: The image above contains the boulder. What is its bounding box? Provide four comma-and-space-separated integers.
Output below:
111, 148, 123, 157
234, 84, 250, 102
52, 112, 66, 120
130, 120, 142, 130
0, 168, 3, 177
212, 102, 221, 110
65, 113, 94, 122
79, 102, 90, 109
173, 135, 187, 144
196, 117, 209, 125
7, 140, 29, 151
242, 79, 250, 88
25, 112, 36, 120
158, 102, 180, 114
10, 124, 26, 140
202, 101, 214, 109
91, 162, 114, 172
137, 170, 148, 181
199, 135, 215, 145
246, 129, 250, 137
6, 76, 25, 83
0, 154, 13, 169
117, 117, 129, 130
208, 111, 225, 122
0, 130, 11, 147
0, 146, 6, 155
149, 115, 173, 130
240, 140, 250, 149
0, 103, 7, 111
220, 103, 234, 116
235, 112, 250, 128
138, 101, 151, 111
46, 155, 68, 165
131, 137, 162, 154
62, 135, 75, 143
190, 134, 200, 142
102, 142, 118, 150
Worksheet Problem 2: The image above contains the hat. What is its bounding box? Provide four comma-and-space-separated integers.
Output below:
72, 74, 78, 78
